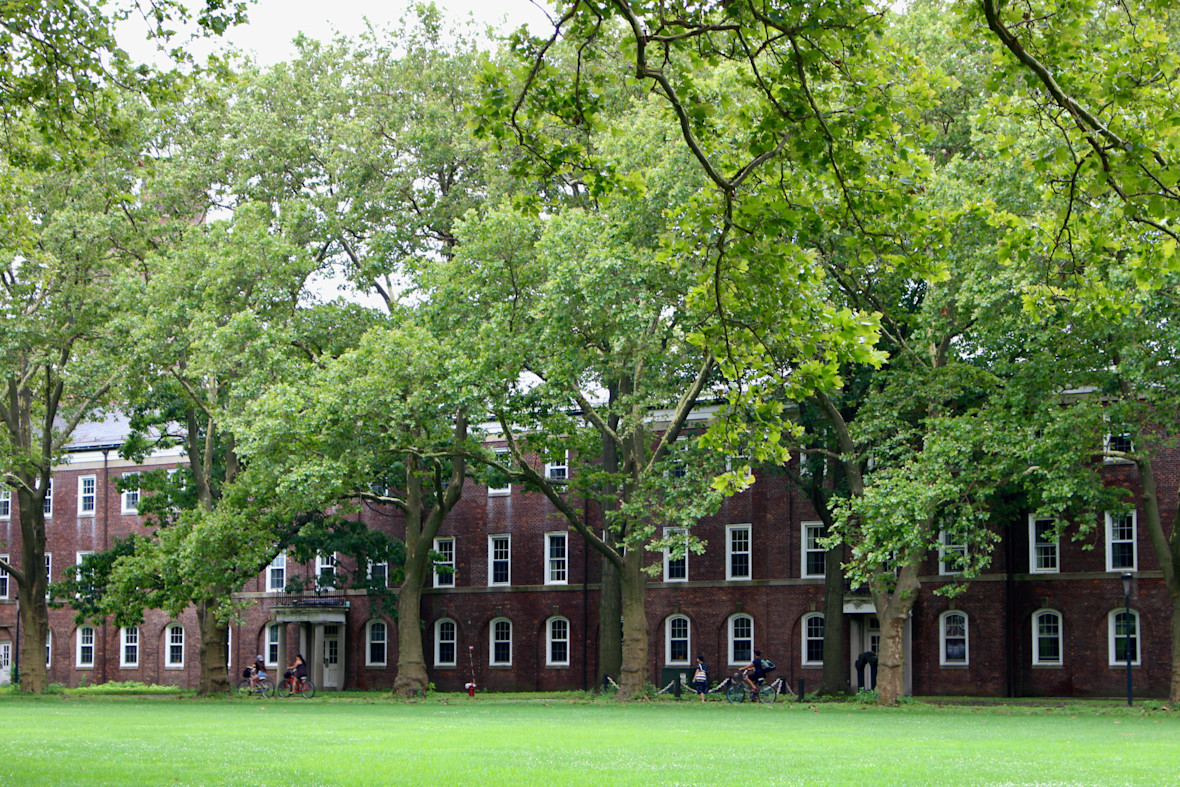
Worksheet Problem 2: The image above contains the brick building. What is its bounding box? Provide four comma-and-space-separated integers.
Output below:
0, 418, 1173, 697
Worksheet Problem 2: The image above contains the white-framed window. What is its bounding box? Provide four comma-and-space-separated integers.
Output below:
663, 527, 687, 582
45, 553, 52, 587
0, 488, 10, 519
488, 535, 510, 586
435, 619, 457, 667
120, 626, 139, 668
368, 559, 388, 588
266, 553, 286, 593
1109, 608, 1141, 666
0, 554, 9, 599
46, 629, 52, 668
728, 614, 753, 665
488, 449, 511, 496
726, 524, 751, 581
490, 617, 512, 666
545, 451, 569, 482
1029, 516, 1059, 574
433, 537, 455, 588
546, 616, 569, 667
1106, 511, 1137, 572
546, 532, 568, 585
1032, 609, 1062, 666
366, 620, 387, 667
939, 530, 967, 576
78, 475, 96, 516
802, 521, 825, 579
316, 552, 337, 590
665, 615, 690, 666
41, 478, 52, 516
1104, 431, 1134, 463
75, 551, 94, 576
266, 624, 280, 666
802, 613, 825, 666
166, 624, 184, 668
76, 626, 95, 668
939, 610, 969, 666
120, 473, 140, 514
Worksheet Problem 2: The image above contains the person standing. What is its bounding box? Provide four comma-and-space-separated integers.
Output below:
692, 655, 709, 702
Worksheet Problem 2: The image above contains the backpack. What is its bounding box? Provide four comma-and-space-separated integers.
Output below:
759, 658, 776, 673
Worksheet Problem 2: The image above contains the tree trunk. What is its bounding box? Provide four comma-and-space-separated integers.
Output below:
394, 562, 429, 697
1135, 454, 1180, 703
16, 502, 48, 694
196, 598, 230, 695
870, 559, 923, 704
617, 548, 649, 697
598, 545, 623, 689
819, 543, 847, 694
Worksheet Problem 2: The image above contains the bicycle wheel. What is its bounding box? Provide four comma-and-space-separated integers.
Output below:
236, 679, 255, 697
297, 679, 315, 698
726, 683, 747, 703
258, 678, 275, 698
757, 684, 777, 704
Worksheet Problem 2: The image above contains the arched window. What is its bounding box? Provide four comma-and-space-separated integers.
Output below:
1108, 608, 1140, 666
120, 626, 139, 668
1032, 610, 1062, 666
76, 626, 94, 668
434, 619, 457, 667
490, 618, 512, 666
665, 616, 690, 666
166, 624, 184, 668
939, 611, 968, 666
366, 620, 387, 667
728, 614, 753, 665
546, 617, 569, 667
802, 613, 824, 666
265, 624, 280, 667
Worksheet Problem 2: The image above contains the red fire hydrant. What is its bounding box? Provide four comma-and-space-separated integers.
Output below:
465, 682, 477, 698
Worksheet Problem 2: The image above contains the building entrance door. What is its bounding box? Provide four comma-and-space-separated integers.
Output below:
0, 641, 10, 685
322, 625, 341, 689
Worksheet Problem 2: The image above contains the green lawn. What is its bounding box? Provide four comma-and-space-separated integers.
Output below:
0, 694, 1177, 785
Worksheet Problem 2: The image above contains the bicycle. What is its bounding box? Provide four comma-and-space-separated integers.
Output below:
277, 673, 316, 698
725, 672, 776, 704
236, 676, 275, 698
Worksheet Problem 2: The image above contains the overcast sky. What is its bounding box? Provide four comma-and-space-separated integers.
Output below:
121, 0, 553, 66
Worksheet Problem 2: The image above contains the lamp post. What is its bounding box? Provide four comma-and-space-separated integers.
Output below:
1121, 572, 1133, 707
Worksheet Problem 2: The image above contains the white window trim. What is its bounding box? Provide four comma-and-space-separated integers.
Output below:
1105, 511, 1138, 573
365, 620, 388, 667
1103, 430, 1135, 464
120, 626, 139, 669
488, 534, 510, 587
434, 618, 458, 667
46, 629, 52, 668
78, 475, 97, 517
545, 532, 568, 586
0, 553, 9, 599
1108, 608, 1141, 667
662, 527, 688, 583
490, 617, 512, 666
266, 553, 286, 593
726, 524, 752, 581
120, 472, 140, 515
545, 616, 570, 667
165, 624, 184, 669
1028, 516, 1059, 574
76, 626, 95, 669
939, 530, 967, 576
802, 612, 825, 667
316, 552, 337, 590
0, 488, 10, 520
265, 624, 280, 667
488, 449, 511, 496
433, 537, 455, 588
665, 615, 691, 667
368, 560, 389, 587
1031, 609, 1063, 666
727, 613, 753, 666
544, 450, 569, 482
939, 610, 969, 667
45, 553, 52, 590
40, 478, 52, 516
801, 521, 825, 579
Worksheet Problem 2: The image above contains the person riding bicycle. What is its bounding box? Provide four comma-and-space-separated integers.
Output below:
284, 653, 308, 690
249, 655, 268, 692
740, 650, 768, 693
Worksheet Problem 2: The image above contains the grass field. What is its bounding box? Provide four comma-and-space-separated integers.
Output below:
0, 693, 1177, 786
